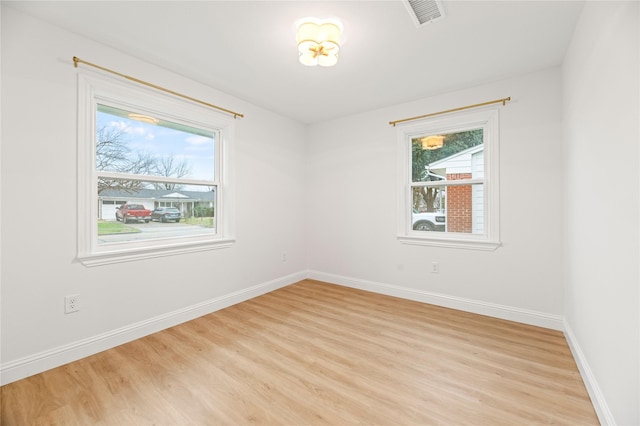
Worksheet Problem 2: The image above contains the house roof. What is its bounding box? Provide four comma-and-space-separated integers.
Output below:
427, 145, 484, 178
100, 188, 215, 201
429, 145, 484, 168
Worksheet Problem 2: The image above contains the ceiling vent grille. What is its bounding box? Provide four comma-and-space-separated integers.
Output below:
404, 0, 445, 27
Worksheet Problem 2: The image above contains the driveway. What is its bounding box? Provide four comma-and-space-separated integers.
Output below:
98, 221, 214, 244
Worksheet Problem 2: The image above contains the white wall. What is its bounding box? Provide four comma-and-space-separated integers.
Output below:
563, 2, 639, 425
0, 6, 307, 382
2, 4, 638, 423
306, 68, 566, 321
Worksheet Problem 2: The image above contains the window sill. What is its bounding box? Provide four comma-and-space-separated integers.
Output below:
77, 238, 235, 267
398, 235, 500, 251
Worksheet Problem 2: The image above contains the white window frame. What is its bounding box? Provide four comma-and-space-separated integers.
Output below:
397, 107, 500, 250
77, 71, 235, 267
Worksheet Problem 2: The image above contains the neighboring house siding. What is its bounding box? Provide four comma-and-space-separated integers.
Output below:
471, 150, 484, 234
432, 145, 484, 234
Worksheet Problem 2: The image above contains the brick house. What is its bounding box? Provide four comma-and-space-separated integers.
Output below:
428, 145, 484, 234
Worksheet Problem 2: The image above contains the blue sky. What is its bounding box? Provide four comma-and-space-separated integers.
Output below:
97, 109, 215, 183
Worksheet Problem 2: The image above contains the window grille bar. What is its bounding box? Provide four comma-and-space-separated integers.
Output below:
98, 171, 216, 186
411, 178, 484, 187
73, 56, 244, 120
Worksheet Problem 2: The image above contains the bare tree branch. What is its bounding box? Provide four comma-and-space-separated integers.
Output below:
96, 125, 152, 194
96, 124, 194, 194
152, 156, 192, 190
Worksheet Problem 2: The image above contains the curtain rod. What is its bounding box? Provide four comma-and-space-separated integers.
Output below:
72, 56, 244, 120
389, 97, 511, 127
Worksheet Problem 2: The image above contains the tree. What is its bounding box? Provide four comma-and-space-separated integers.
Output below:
152, 156, 192, 190
411, 129, 483, 212
96, 125, 129, 172
96, 125, 154, 194
96, 125, 191, 194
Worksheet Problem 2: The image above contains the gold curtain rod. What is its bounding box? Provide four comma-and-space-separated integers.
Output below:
73, 56, 244, 120
389, 97, 511, 127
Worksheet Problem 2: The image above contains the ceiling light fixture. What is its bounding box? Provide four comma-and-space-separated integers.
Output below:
421, 135, 444, 150
296, 17, 342, 67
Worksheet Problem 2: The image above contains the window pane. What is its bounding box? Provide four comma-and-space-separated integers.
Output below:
411, 129, 483, 183
98, 179, 216, 245
412, 184, 484, 234
96, 104, 215, 181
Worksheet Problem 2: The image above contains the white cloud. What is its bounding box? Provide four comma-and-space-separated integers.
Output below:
109, 120, 129, 131
109, 120, 156, 140
185, 135, 212, 145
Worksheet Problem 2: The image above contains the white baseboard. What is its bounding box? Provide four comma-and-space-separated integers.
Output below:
307, 270, 564, 331
563, 319, 615, 425
1, 268, 593, 411
0, 271, 306, 386
312, 271, 612, 422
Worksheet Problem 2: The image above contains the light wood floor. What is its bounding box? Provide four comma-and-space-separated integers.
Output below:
1, 280, 598, 425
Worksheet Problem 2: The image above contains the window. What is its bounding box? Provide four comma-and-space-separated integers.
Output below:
397, 107, 500, 250
77, 72, 235, 266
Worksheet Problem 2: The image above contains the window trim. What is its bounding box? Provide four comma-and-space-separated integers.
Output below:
396, 107, 500, 250
77, 71, 235, 267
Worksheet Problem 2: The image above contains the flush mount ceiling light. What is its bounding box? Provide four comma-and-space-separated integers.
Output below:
421, 135, 444, 150
296, 17, 343, 67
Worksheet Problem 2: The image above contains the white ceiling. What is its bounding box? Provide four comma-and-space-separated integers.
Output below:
8, 1, 584, 124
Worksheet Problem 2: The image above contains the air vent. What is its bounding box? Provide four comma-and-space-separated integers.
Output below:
404, 0, 445, 27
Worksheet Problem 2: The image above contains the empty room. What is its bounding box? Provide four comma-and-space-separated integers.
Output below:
1, 1, 638, 425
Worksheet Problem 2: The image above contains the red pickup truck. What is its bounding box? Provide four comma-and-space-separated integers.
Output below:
116, 203, 152, 224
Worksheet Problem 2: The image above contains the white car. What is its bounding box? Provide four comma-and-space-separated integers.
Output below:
412, 210, 446, 232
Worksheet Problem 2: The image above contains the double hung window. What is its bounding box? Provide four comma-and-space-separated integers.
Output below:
397, 107, 500, 250
77, 72, 235, 266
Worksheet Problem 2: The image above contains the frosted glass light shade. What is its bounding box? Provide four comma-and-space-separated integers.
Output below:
296, 18, 342, 67
317, 50, 338, 67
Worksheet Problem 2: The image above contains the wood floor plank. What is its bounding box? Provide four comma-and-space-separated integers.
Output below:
1, 280, 598, 425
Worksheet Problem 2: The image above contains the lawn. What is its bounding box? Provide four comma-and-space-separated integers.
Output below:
183, 217, 214, 228
98, 221, 142, 235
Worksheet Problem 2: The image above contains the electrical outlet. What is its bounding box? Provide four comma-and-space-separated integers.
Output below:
65, 294, 80, 313
282, 252, 287, 262
431, 262, 439, 273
